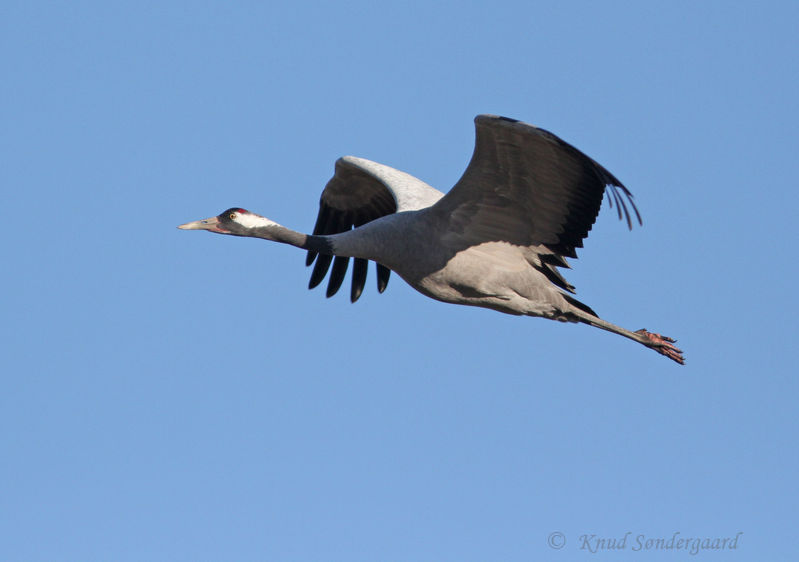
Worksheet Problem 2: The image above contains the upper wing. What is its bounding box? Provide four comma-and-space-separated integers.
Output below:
432, 115, 641, 260
306, 156, 444, 302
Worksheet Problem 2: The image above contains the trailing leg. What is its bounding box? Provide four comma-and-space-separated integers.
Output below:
565, 301, 685, 365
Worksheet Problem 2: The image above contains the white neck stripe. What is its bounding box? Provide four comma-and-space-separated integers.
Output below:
235, 213, 279, 229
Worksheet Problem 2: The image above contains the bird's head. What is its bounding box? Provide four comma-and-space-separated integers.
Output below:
178, 208, 278, 236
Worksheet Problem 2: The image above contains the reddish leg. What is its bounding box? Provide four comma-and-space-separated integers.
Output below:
635, 329, 685, 365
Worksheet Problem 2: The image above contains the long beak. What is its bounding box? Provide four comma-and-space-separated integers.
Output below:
177, 216, 225, 233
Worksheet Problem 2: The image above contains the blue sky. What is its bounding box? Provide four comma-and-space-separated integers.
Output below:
2, 1, 797, 560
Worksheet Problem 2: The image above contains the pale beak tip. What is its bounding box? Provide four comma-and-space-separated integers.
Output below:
177, 217, 220, 232
177, 219, 207, 230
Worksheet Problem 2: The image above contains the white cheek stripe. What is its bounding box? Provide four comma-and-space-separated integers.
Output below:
235, 213, 279, 229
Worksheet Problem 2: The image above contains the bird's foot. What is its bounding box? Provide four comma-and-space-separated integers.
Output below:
635, 329, 685, 365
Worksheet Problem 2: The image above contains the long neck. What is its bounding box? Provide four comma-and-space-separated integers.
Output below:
248, 224, 333, 255
234, 212, 402, 262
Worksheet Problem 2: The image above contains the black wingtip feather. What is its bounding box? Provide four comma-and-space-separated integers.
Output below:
326, 256, 350, 298
629, 192, 643, 226
351, 258, 368, 303
308, 254, 333, 289
610, 186, 623, 221
605, 184, 642, 231
376, 264, 390, 293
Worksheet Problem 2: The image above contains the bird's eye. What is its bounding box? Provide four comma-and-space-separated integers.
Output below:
229, 212, 237, 220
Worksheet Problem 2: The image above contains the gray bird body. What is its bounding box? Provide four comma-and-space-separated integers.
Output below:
179, 115, 684, 364
329, 202, 571, 319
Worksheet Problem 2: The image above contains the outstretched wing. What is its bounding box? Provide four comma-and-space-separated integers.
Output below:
306, 156, 444, 302
433, 115, 641, 261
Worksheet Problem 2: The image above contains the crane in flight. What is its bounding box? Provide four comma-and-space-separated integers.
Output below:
179, 115, 683, 364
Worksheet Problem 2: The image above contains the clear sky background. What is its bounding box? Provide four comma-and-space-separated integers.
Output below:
2, 1, 797, 560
